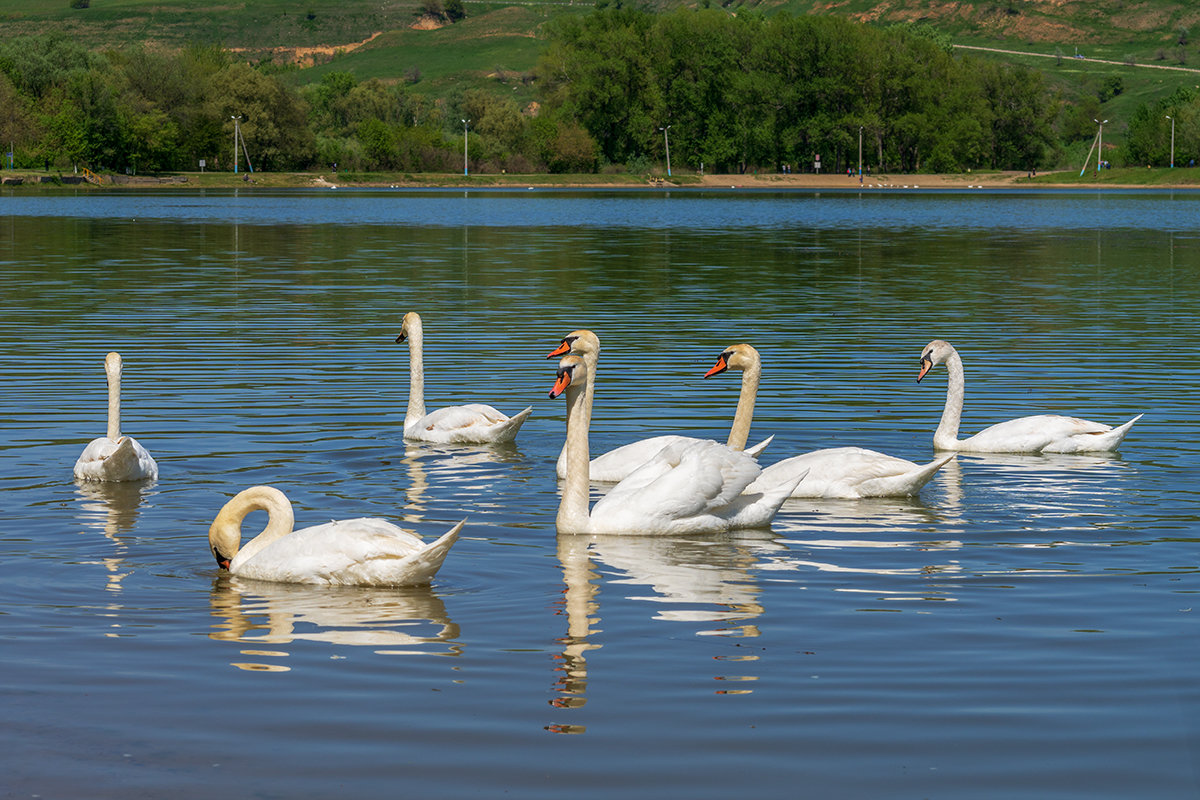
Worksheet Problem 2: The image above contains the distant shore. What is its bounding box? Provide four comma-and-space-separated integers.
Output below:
4, 168, 1198, 190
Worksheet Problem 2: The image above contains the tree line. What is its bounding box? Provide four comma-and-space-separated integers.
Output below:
0, 12, 1194, 177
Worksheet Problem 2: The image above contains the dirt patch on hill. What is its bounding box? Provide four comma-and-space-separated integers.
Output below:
230, 31, 383, 67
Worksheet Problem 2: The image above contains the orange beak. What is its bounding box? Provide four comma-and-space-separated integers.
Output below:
549, 368, 572, 398
917, 356, 933, 383
547, 340, 570, 359
704, 353, 730, 378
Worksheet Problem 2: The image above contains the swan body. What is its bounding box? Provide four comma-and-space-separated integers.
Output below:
918, 339, 1142, 453
209, 485, 463, 586
550, 354, 801, 535
749, 447, 956, 499
547, 330, 772, 482
73, 352, 158, 482
397, 311, 532, 444
708, 344, 951, 498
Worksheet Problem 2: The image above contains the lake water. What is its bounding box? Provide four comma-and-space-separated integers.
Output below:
2, 187, 1197, 798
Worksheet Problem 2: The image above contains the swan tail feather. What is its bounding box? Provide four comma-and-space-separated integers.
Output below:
391, 519, 464, 585
856, 453, 955, 497
744, 434, 775, 459
491, 406, 533, 443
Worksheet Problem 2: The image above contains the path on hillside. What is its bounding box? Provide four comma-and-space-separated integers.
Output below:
955, 43, 1200, 74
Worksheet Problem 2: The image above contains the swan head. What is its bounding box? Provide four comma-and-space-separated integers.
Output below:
549, 355, 587, 399
105, 351, 122, 377
395, 311, 422, 344
704, 343, 759, 378
547, 329, 599, 359
208, 485, 294, 570
918, 339, 955, 382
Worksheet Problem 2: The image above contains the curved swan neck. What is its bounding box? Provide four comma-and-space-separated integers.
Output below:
558, 377, 592, 533
403, 315, 426, 427
210, 486, 296, 567
105, 352, 122, 441
935, 349, 965, 449
727, 357, 760, 451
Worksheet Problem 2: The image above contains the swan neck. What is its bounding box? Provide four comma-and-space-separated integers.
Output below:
558, 349, 597, 467
404, 319, 426, 427
557, 379, 592, 533
727, 359, 760, 451
105, 354, 121, 441
212, 486, 295, 568
935, 350, 965, 448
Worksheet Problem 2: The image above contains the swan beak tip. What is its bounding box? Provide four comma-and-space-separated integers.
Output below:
704, 355, 729, 379
395, 333, 406, 343
546, 343, 569, 359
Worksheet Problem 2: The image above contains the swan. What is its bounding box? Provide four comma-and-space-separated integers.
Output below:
708, 344, 953, 498
546, 330, 772, 481
917, 339, 1142, 453
549, 354, 802, 535
396, 311, 532, 443
208, 485, 463, 586
73, 351, 159, 482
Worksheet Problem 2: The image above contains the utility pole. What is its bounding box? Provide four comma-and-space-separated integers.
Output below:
231, 115, 242, 174
659, 125, 672, 177
462, 119, 470, 176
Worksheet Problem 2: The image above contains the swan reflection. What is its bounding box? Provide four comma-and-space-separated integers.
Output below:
385, 442, 525, 523
209, 576, 461, 671
73, 478, 156, 594
549, 529, 773, 726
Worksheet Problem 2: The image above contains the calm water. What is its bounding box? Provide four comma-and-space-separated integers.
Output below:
2, 188, 1197, 799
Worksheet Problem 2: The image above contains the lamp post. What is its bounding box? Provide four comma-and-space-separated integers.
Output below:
462, 119, 470, 176
1166, 115, 1175, 168
231, 115, 242, 174
858, 125, 864, 184
1093, 118, 1108, 173
659, 125, 672, 177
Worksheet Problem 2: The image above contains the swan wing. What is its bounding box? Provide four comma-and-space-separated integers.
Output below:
593, 440, 760, 525
73, 436, 158, 482
583, 435, 704, 482
406, 404, 531, 443
963, 414, 1113, 453
753, 448, 952, 498
236, 518, 463, 586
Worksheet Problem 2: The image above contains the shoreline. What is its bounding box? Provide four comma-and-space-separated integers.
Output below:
4, 168, 1198, 190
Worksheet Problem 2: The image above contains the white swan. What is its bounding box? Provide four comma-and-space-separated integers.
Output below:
549, 354, 802, 535
396, 311, 532, 443
208, 485, 463, 586
546, 330, 772, 481
73, 352, 159, 482
918, 339, 1142, 453
708, 344, 953, 498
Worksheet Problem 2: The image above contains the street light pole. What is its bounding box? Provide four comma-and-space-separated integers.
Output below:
659, 125, 672, 177
1093, 118, 1108, 173
231, 115, 241, 174
858, 125, 863, 185
1166, 115, 1175, 168
462, 119, 470, 176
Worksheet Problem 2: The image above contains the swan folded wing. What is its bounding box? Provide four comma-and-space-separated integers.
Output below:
594, 440, 760, 524
415, 404, 510, 432
239, 519, 455, 586
968, 414, 1112, 453
585, 434, 710, 482
73, 436, 158, 482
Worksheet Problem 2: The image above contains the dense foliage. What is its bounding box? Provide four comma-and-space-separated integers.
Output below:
0, 33, 591, 175
1124, 86, 1200, 168
537, 8, 1059, 173
0, 12, 1188, 176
